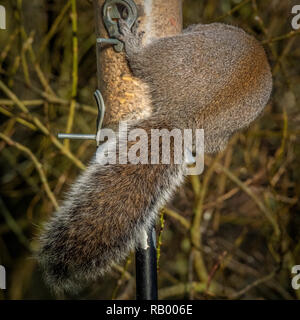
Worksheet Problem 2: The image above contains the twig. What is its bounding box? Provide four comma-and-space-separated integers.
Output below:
190, 154, 222, 283
206, 251, 228, 292
0, 198, 31, 250
0, 106, 37, 131
111, 256, 132, 300
112, 265, 132, 281
159, 282, 206, 299
157, 208, 165, 272
215, 163, 280, 237
0, 132, 59, 210
204, 169, 265, 210
0, 80, 85, 170
214, 0, 251, 21
15, 1, 56, 96
164, 207, 191, 229
65, 0, 79, 149
229, 270, 277, 299
0, 99, 45, 107
262, 29, 300, 44
38, 1, 72, 59
21, 31, 34, 86
0, 28, 20, 66
0, 73, 97, 115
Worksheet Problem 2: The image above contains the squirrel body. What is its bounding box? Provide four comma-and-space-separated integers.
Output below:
38, 22, 272, 293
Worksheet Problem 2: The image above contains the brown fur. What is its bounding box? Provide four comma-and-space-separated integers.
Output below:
37, 22, 272, 293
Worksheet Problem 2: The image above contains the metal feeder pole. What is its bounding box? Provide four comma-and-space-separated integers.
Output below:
135, 227, 158, 300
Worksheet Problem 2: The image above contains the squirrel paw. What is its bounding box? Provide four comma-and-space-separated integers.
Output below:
117, 19, 145, 44
117, 18, 133, 41
132, 18, 141, 35
117, 19, 144, 50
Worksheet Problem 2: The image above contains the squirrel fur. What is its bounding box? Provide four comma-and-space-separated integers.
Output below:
37, 21, 272, 293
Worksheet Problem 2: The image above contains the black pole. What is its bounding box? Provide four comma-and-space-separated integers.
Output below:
135, 227, 158, 300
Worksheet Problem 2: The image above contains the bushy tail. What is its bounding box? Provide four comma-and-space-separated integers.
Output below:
37, 117, 185, 293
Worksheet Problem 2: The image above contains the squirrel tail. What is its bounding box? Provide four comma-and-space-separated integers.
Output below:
37, 117, 185, 293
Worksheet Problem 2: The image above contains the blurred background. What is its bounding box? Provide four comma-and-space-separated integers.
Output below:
0, 0, 299, 299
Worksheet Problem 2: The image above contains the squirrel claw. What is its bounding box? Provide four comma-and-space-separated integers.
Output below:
132, 18, 141, 35
138, 31, 145, 40
117, 19, 132, 37
117, 19, 144, 49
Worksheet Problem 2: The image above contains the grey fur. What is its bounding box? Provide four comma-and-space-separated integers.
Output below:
37, 22, 272, 293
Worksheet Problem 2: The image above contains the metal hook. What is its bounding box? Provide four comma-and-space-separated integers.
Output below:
57, 90, 105, 145
58, 1, 138, 143
94, 89, 106, 146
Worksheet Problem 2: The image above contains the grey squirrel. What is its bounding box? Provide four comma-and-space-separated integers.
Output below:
37, 21, 272, 293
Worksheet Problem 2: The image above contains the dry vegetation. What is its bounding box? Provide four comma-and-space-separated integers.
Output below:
0, 0, 299, 299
